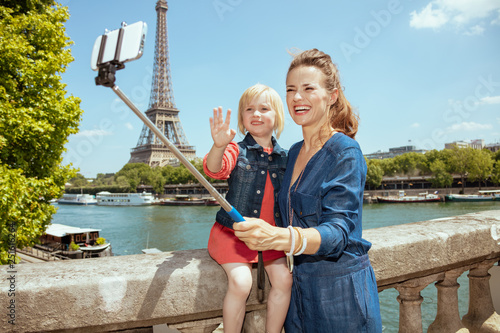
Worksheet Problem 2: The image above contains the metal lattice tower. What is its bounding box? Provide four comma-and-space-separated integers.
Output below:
128, 0, 196, 167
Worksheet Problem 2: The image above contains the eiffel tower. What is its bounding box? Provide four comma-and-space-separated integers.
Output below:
129, 0, 196, 167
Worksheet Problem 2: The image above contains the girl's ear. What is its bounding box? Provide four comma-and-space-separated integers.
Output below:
329, 88, 339, 106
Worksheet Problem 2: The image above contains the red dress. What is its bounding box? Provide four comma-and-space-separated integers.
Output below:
203, 142, 285, 264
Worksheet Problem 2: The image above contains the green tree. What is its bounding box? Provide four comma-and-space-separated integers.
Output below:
115, 175, 129, 187
115, 163, 152, 192
161, 165, 177, 184
183, 158, 208, 183
492, 160, 500, 185
393, 153, 424, 177
429, 160, 453, 188
494, 150, 500, 163
420, 150, 440, 175
468, 149, 493, 190
176, 164, 195, 184
93, 173, 116, 186
379, 158, 397, 177
365, 158, 383, 189
447, 146, 477, 193
148, 167, 165, 194
0, 1, 82, 264
68, 173, 88, 187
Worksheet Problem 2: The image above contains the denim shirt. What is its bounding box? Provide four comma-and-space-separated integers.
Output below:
277, 132, 371, 263
216, 133, 288, 229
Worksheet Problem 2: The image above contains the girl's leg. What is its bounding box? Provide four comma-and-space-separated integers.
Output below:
221, 262, 253, 333
264, 257, 293, 333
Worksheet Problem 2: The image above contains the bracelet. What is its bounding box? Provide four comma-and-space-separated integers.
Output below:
284, 226, 295, 257
293, 227, 307, 256
293, 227, 303, 254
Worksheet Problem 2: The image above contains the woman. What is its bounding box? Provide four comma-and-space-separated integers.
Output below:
233, 49, 382, 332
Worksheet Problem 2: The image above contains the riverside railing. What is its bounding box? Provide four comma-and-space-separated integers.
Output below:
1, 210, 499, 332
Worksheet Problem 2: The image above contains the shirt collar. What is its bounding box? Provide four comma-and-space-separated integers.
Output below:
242, 133, 287, 157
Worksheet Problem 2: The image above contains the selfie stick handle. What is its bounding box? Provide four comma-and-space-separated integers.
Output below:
111, 85, 244, 222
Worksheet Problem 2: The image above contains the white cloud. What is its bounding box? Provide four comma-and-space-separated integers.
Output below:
411, 123, 420, 128
125, 122, 134, 130
74, 129, 113, 137
446, 121, 493, 133
479, 95, 500, 105
464, 24, 485, 36
410, 3, 449, 29
410, 0, 500, 33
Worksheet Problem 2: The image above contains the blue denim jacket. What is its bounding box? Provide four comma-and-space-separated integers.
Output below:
215, 133, 288, 229
278, 132, 371, 260
278, 133, 382, 332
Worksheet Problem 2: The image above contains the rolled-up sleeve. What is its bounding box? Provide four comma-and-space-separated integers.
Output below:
203, 142, 239, 180
313, 147, 365, 258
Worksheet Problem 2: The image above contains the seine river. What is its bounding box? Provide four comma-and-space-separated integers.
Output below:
51, 201, 499, 332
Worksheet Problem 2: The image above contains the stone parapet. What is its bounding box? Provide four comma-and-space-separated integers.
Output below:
1, 210, 499, 332
366, 210, 500, 288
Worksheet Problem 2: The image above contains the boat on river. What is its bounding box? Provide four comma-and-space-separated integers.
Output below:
377, 191, 442, 203
445, 190, 500, 202
96, 191, 154, 206
204, 197, 220, 206
161, 195, 206, 206
57, 193, 97, 205
34, 223, 112, 259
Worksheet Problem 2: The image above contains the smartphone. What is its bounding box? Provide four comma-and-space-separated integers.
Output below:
90, 21, 147, 71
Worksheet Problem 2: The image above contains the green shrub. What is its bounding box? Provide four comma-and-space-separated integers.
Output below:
69, 241, 80, 251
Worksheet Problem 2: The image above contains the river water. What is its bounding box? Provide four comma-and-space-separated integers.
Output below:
51, 201, 499, 332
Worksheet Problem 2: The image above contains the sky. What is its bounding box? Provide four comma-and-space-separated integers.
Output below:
58, 0, 500, 178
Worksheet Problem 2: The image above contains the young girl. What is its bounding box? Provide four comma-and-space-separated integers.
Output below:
203, 84, 292, 333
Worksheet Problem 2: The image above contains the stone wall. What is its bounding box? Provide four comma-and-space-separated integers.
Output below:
1, 210, 499, 332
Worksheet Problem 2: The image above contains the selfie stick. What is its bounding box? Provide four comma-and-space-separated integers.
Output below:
114, 86, 245, 220
109, 84, 266, 292
93, 22, 266, 294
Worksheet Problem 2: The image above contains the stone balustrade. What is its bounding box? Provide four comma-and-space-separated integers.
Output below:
1, 210, 500, 333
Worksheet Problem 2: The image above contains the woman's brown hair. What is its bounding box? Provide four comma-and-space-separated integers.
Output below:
287, 48, 359, 139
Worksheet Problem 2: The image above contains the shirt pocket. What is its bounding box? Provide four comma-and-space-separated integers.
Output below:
235, 160, 258, 184
291, 191, 321, 226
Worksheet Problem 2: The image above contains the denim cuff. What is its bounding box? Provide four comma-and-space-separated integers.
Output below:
313, 223, 346, 258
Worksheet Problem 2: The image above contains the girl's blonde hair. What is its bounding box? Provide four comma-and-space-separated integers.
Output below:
237, 83, 285, 138
287, 48, 359, 139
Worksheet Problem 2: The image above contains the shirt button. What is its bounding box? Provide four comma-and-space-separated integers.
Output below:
257, 190, 261, 194
254, 210, 258, 214
268, 156, 272, 161
261, 170, 265, 175
246, 165, 251, 170
275, 212, 280, 217
261, 154, 265, 157
272, 173, 277, 178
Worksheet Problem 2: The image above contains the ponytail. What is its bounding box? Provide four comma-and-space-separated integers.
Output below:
330, 86, 358, 139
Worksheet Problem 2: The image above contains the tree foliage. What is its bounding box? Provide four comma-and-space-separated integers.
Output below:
467, 149, 494, 189
429, 159, 453, 188
68, 173, 87, 187
365, 158, 383, 189
392, 152, 425, 177
0, 1, 82, 264
492, 160, 500, 186
446, 146, 480, 192
364, 145, 498, 190
65, 158, 218, 195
